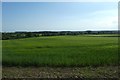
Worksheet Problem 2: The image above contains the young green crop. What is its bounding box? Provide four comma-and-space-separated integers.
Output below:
2, 35, 118, 67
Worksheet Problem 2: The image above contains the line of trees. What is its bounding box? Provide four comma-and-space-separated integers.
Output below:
2, 32, 39, 40
1, 30, 118, 40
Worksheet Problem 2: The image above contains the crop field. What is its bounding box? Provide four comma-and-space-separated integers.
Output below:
2, 35, 118, 67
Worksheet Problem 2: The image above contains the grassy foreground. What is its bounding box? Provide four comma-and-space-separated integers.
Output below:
2, 35, 118, 67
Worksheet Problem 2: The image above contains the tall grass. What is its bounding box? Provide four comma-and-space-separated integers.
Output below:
2, 35, 118, 67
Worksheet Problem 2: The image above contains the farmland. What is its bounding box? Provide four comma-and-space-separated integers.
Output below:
2, 35, 118, 67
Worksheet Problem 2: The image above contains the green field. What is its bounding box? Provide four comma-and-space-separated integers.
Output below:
2, 35, 118, 67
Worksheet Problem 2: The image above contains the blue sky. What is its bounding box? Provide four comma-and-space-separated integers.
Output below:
2, 2, 118, 32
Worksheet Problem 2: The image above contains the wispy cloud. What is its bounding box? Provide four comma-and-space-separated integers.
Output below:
90, 9, 117, 16
80, 9, 118, 30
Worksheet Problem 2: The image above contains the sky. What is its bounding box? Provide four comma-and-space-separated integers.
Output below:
2, 2, 118, 32
2, 0, 119, 2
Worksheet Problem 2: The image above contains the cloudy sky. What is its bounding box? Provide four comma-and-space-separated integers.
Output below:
2, 2, 118, 32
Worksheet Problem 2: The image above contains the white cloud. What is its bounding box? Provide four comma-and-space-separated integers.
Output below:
95, 16, 117, 29
90, 9, 118, 17
57, 9, 118, 31
81, 9, 118, 30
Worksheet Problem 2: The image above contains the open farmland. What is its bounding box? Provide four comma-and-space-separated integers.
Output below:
2, 35, 118, 67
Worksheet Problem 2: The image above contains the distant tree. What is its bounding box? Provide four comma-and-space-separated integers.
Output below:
86, 30, 92, 34
26, 32, 33, 37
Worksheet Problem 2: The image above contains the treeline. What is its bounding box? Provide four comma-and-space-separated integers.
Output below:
2, 32, 39, 40
1, 30, 118, 40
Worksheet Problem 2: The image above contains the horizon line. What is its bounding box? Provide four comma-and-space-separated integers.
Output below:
1, 30, 119, 33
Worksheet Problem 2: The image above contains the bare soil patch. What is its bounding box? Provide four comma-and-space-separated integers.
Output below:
2, 66, 119, 78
